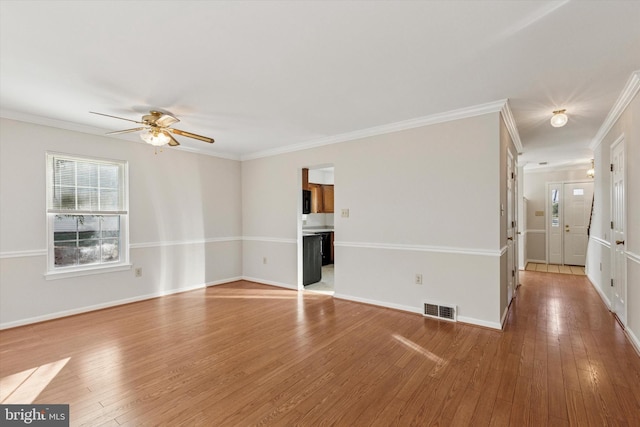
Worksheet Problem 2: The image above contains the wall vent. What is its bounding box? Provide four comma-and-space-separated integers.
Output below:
423, 301, 457, 322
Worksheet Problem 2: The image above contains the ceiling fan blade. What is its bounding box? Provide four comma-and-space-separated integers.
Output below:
106, 127, 145, 135
90, 111, 144, 124
168, 128, 214, 143
155, 113, 180, 127
166, 132, 180, 147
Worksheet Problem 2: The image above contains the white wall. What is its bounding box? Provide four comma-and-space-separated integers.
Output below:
242, 112, 507, 328
588, 87, 640, 352
1, 110, 515, 330
0, 119, 243, 328
523, 167, 592, 263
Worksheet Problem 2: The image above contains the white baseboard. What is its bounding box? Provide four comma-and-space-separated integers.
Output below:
526, 259, 546, 264
0, 277, 242, 330
501, 305, 509, 328
333, 293, 502, 330
241, 276, 297, 290
333, 293, 421, 315
626, 328, 640, 357
586, 272, 611, 309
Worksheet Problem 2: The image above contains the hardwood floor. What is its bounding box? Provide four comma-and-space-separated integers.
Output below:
1, 272, 639, 426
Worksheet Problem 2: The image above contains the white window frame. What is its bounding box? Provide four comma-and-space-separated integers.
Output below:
45, 152, 131, 280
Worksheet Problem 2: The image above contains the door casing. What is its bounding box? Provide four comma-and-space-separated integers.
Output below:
610, 136, 627, 325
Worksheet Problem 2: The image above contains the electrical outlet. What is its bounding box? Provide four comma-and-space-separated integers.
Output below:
415, 274, 423, 285
263, 257, 267, 264
135, 267, 142, 277
341, 208, 349, 218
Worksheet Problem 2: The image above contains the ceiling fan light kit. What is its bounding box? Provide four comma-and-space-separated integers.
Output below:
550, 109, 568, 128
90, 110, 215, 148
140, 128, 171, 146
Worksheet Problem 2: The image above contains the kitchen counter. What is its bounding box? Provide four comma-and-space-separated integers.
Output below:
303, 227, 334, 233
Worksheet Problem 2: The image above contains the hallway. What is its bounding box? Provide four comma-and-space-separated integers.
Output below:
506, 270, 640, 425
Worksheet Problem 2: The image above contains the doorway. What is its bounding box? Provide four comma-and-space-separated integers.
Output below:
547, 180, 594, 266
300, 165, 335, 295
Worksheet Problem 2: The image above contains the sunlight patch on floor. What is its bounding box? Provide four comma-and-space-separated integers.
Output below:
392, 334, 445, 364
0, 357, 70, 404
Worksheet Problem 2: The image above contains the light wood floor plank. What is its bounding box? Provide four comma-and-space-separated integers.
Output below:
1, 273, 639, 425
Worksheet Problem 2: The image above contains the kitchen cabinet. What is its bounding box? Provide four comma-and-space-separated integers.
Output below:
303, 168, 334, 214
309, 183, 333, 213
322, 185, 334, 213
309, 183, 323, 213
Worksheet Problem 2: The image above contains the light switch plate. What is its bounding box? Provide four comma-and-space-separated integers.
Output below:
341, 208, 349, 218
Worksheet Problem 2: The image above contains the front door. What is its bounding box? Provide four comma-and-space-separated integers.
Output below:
563, 182, 594, 266
611, 139, 626, 324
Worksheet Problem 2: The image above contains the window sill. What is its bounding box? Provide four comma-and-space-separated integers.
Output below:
44, 263, 132, 281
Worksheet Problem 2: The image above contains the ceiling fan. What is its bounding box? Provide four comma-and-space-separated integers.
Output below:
90, 110, 214, 147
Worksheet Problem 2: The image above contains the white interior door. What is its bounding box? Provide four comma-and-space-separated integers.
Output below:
506, 153, 515, 304
563, 182, 594, 266
611, 139, 626, 324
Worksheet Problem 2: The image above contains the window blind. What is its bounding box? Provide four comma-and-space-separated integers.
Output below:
47, 155, 127, 215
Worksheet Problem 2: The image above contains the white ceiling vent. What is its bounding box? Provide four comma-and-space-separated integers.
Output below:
423, 301, 457, 322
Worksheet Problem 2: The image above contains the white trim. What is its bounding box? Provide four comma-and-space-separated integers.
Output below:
500, 100, 523, 153
334, 241, 503, 256
0, 276, 242, 330
0, 239, 242, 258
457, 316, 502, 330
0, 249, 47, 259
242, 236, 297, 244
627, 251, 640, 265
587, 274, 612, 309
526, 229, 545, 234
590, 235, 611, 249
526, 259, 546, 264
334, 293, 421, 315
130, 237, 242, 249
524, 162, 591, 174
242, 99, 509, 161
44, 263, 132, 280
626, 328, 640, 357
590, 70, 640, 150
501, 306, 509, 328
241, 276, 297, 290
500, 245, 508, 256
333, 293, 501, 330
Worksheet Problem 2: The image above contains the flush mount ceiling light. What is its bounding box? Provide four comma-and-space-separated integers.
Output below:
550, 109, 568, 128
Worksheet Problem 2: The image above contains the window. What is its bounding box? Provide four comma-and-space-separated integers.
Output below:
46, 153, 129, 278
551, 189, 560, 227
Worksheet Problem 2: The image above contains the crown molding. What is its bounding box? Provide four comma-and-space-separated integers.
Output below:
241, 99, 510, 161
0, 109, 241, 161
500, 99, 523, 153
590, 70, 640, 150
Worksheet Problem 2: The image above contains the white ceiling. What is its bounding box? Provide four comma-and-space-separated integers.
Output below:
1, 1, 639, 166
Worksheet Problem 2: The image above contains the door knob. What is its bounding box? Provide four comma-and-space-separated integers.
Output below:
507, 237, 513, 241
565, 229, 570, 232
616, 240, 625, 245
